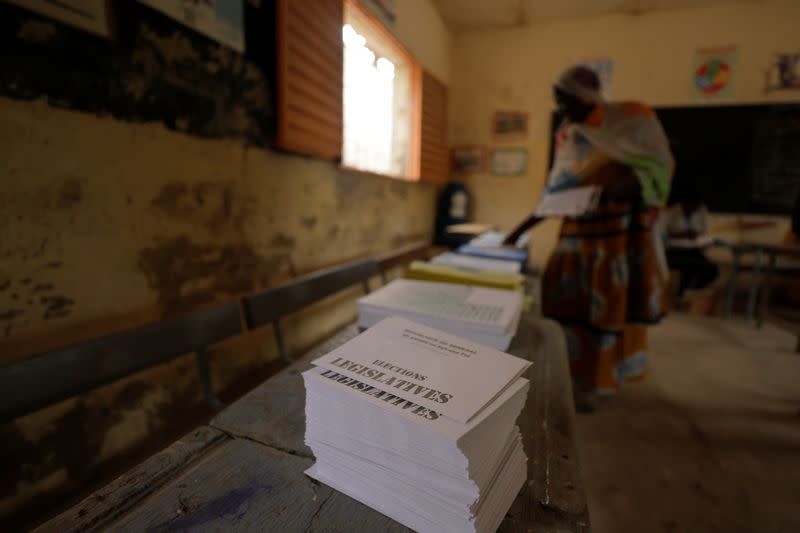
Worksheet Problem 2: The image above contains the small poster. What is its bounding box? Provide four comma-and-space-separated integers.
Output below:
767, 53, 800, 91
451, 146, 486, 174
492, 111, 528, 141
692, 45, 737, 101
490, 148, 527, 177
578, 56, 614, 97
7, 0, 112, 37
139, 0, 244, 52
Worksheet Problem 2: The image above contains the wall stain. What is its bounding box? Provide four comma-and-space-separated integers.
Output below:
32, 283, 54, 292
0, 309, 24, 322
0, 280, 9, 292
44, 261, 62, 269
138, 236, 286, 314
300, 215, 317, 229
270, 233, 295, 248
389, 180, 409, 200
151, 182, 236, 231
41, 295, 74, 319
1, 2, 274, 144
335, 171, 385, 209
57, 178, 82, 209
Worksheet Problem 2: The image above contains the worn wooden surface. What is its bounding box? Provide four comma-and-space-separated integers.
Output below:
41, 312, 589, 532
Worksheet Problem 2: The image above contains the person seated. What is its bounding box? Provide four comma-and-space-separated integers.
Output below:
664, 200, 719, 296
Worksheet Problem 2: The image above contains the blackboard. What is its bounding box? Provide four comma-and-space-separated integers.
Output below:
548, 103, 800, 215
657, 103, 800, 215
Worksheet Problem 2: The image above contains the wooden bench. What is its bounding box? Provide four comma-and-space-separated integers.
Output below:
241, 258, 377, 363
0, 303, 243, 423
39, 304, 590, 532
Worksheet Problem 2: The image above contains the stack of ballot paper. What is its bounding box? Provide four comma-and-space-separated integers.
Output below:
456, 245, 528, 273
405, 261, 524, 292
357, 279, 523, 350
431, 252, 522, 274
304, 317, 531, 533
468, 230, 530, 249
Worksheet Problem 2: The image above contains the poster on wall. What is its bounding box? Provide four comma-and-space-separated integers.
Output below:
357, 0, 396, 28
767, 53, 800, 91
490, 148, 527, 177
492, 111, 528, 141
578, 56, 613, 97
451, 146, 487, 174
691, 45, 738, 101
7, 0, 112, 38
139, 0, 244, 52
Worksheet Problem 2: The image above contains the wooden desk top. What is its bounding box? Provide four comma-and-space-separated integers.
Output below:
38, 314, 589, 532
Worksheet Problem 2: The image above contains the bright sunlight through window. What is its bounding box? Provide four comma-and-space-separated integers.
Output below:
342, 8, 412, 178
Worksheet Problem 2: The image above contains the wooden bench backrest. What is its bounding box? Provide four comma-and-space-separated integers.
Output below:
242, 258, 378, 329
0, 303, 242, 423
375, 242, 431, 277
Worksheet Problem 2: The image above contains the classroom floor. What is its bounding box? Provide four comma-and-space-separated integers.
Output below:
574, 314, 800, 533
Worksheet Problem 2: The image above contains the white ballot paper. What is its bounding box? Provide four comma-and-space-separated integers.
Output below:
535, 186, 602, 217
312, 317, 530, 423
357, 279, 523, 350
431, 252, 523, 274
304, 317, 532, 533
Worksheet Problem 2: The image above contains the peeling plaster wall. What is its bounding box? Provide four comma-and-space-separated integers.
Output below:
0, 2, 441, 527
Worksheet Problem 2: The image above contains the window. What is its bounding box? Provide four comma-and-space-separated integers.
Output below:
274, 0, 447, 184
341, 2, 419, 179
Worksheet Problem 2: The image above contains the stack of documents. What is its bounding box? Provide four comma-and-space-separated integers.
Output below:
456, 244, 528, 272
431, 252, 522, 274
469, 230, 530, 249
304, 317, 531, 533
357, 279, 523, 350
405, 261, 524, 292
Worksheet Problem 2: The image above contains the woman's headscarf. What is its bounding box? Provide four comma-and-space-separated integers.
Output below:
554, 65, 604, 103
550, 65, 674, 207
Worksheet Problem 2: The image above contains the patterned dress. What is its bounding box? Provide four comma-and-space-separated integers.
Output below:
542, 101, 674, 394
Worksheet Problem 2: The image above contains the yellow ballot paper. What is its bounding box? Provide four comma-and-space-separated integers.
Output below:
404, 261, 525, 292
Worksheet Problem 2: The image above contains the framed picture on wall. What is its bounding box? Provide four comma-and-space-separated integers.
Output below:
492, 111, 528, 141
767, 53, 800, 91
490, 148, 527, 177
7, 0, 113, 38
451, 145, 487, 174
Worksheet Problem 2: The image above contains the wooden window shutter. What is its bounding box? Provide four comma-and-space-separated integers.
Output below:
276, 0, 343, 161
420, 70, 448, 185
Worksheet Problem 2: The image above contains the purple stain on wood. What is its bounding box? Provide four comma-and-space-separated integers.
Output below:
150, 482, 271, 532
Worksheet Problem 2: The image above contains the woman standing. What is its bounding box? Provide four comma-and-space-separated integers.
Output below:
505, 66, 674, 410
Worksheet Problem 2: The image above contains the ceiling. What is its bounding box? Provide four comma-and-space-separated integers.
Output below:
432, 0, 760, 31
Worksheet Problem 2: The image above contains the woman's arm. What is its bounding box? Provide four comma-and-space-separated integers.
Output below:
503, 214, 542, 246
